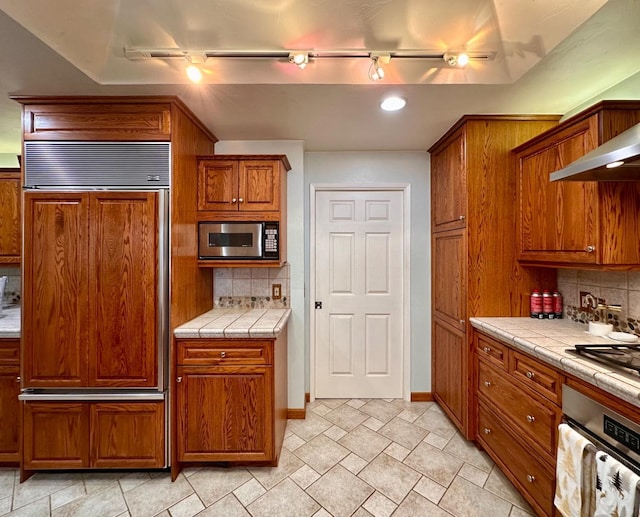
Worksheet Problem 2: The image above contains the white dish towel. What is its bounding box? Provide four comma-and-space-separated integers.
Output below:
594, 450, 640, 517
554, 423, 596, 517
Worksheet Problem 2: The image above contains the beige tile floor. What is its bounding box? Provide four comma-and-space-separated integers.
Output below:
0, 399, 536, 517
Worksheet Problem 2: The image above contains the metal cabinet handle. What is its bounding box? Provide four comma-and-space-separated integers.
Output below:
527, 415, 536, 423
484, 428, 491, 434
238, 198, 244, 203
176, 376, 182, 383
232, 198, 237, 203
220, 351, 226, 358
483, 346, 491, 353
527, 474, 536, 483
526, 371, 535, 379
459, 215, 465, 220
484, 381, 491, 387
586, 245, 595, 253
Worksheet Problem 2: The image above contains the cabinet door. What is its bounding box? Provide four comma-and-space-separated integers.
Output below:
433, 229, 466, 330
88, 192, 158, 387
518, 117, 599, 264
91, 402, 164, 468
176, 366, 273, 462
23, 402, 90, 469
23, 192, 90, 387
432, 318, 466, 432
0, 366, 20, 462
198, 160, 239, 211
239, 160, 280, 212
0, 171, 21, 264
431, 130, 466, 232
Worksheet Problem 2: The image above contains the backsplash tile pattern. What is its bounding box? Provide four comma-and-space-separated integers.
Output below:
558, 269, 640, 336
214, 265, 290, 308
0, 266, 20, 305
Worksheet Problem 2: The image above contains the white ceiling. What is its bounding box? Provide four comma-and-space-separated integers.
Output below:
0, 0, 639, 156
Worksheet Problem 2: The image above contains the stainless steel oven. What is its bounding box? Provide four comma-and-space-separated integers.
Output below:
198, 221, 279, 260
562, 384, 640, 475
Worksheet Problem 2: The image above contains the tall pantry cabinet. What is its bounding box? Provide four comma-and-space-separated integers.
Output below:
429, 116, 559, 439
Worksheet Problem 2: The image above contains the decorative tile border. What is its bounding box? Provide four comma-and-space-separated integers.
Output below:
216, 296, 289, 309
565, 305, 639, 337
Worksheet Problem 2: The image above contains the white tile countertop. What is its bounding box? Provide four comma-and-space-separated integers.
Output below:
470, 317, 640, 409
174, 308, 291, 339
0, 306, 20, 338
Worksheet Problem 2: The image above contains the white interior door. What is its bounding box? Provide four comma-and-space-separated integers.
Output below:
314, 190, 404, 398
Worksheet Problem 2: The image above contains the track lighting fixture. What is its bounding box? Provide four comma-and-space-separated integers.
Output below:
288, 51, 309, 69
368, 54, 390, 81
443, 52, 469, 67
185, 55, 206, 82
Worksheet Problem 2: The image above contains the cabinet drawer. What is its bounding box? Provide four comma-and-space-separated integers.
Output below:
177, 339, 273, 366
475, 333, 508, 370
477, 403, 555, 516
510, 350, 563, 403
0, 339, 19, 365
478, 361, 557, 457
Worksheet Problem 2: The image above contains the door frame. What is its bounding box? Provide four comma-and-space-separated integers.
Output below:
309, 183, 411, 402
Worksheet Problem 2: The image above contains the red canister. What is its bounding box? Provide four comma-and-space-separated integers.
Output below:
543, 289, 553, 318
553, 291, 563, 319
530, 290, 543, 318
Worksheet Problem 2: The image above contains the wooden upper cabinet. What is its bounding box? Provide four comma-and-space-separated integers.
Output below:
431, 130, 466, 232
515, 101, 640, 268
23, 191, 159, 388
19, 100, 171, 141
0, 169, 21, 264
197, 156, 288, 215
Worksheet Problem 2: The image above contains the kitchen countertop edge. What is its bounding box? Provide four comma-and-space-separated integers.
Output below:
0, 306, 21, 338
470, 317, 640, 408
175, 308, 292, 339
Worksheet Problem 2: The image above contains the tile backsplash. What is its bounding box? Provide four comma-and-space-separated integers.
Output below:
0, 266, 20, 305
558, 269, 640, 336
213, 265, 290, 309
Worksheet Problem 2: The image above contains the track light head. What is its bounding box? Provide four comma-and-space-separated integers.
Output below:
444, 52, 469, 67
368, 54, 389, 81
185, 54, 206, 82
288, 51, 309, 69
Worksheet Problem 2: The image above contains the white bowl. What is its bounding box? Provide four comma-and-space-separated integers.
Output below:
588, 321, 613, 336
608, 331, 638, 343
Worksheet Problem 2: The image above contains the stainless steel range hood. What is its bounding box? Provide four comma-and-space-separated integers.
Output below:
550, 123, 640, 181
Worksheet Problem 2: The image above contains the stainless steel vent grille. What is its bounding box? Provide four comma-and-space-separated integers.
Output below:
24, 141, 171, 187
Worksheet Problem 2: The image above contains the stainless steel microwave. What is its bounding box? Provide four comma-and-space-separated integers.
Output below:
198, 222, 279, 260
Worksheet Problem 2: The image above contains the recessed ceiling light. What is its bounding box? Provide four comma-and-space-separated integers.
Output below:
380, 96, 407, 112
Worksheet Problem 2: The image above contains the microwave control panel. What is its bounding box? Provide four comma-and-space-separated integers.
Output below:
263, 222, 279, 260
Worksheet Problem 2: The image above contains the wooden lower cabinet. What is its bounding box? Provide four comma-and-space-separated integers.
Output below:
22, 400, 165, 471
173, 330, 288, 477
474, 330, 563, 516
0, 366, 20, 463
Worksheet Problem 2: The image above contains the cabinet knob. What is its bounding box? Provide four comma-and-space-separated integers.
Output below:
16, 376, 21, 383
176, 376, 183, 383
586, 245, 595, 253
483, 346, 491, 353
220, 351, 226, 358
232, 198, 237, 203
527, 474, 536, 483
459, 319, 465, 325
239, 198, 244, 203
459, 215, 465, 221
484, 381, 491, 387
484, 428, 491, 434
526, 415, 536, 423
526, 371, 535, 379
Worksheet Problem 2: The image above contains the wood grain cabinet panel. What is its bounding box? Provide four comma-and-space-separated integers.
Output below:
197, 160, 239, 211
515, 101, 640, 268
0, 365, 20, 463
23, 191, 159, 388
0, 170, 21, 264
23, 402, 90, 469
429, 116, 559, 439
239, 160, 281, 212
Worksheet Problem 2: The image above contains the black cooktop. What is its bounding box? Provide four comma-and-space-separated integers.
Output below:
567, 344, 640, 374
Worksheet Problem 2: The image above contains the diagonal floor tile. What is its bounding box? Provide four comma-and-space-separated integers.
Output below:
438, 476, 513, 517
358, 400, 402, 423
306, 465, 374, 517
186, 468, 251, 507
285, 412, 332, 441
378, 417, 428, 450
337, 425, 391, 462
358, 453, 421, 504
12, 473, 83, 510
248, 448, 304, 490
197, 493, 250, 517
413, 407, 457, 440
483, 466, 532, 511
52, 483, 126, 517
324, 405, 368, 432
443, 433, 493, 472
246, 478, 320, 517
292, 434, 350, 475
4, 497, 50, 517
403, 442, 463, 487
392, 490, 452, 517
123, 473, 194, 517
